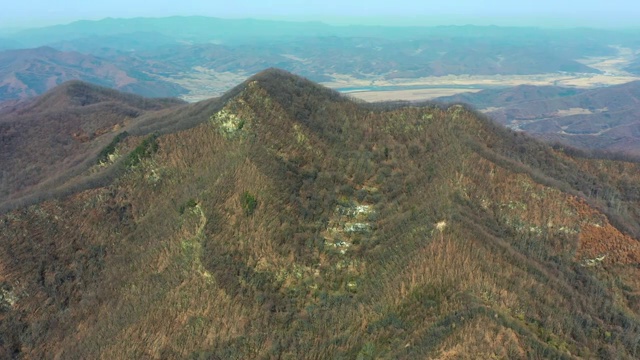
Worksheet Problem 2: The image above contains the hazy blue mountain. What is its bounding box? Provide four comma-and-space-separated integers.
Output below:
7, 16, 639, 52
5, 18, 640, 104
9, 17, 333, 48
435, 81, 640, 155
48, 32, 180, 53
0, 38, 22, 50
625, 59, 640, 75
0, 46, 187, 100
434, 85, 586, 109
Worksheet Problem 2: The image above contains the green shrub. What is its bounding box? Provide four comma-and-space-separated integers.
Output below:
240, 191, 258, 216
356, 342, 376, 360
97, 131, 129, 164
179, 198, 198, 214
124, 133, 159, 168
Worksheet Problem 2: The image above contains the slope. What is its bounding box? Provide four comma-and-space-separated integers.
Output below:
2, 69, 640, 358
624, 58, 640, 75
435, 84, 585, 109
0, 81, 185, 207
436, 81, 640, 155
0, 47, 187, 101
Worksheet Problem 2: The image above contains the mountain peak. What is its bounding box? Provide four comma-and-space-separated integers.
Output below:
249, 67, 294, 80
244, 68, 347, 107
19, 80, 184, 114
248, 68, 336, 93
50, 80, 118, 106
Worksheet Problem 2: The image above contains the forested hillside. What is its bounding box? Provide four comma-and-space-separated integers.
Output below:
2, 70, 640, 358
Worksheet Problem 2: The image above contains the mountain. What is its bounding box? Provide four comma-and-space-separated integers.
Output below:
436, 81, 640, 155
435, 84, 585, 109
0, 38, 22, 50
0, 46, 188, 100
3, 70, 640, 358
9, 19, 640, 104
143, 37, 601, 84
0, 81, 185, 207
624, 55, 640, 75
4, 37, 598, 102
47, 32, 182, 53
8, 17, 334, 49
9, 17, 640, 49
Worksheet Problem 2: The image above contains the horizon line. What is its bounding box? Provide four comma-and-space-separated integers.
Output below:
2, 15, 640, 32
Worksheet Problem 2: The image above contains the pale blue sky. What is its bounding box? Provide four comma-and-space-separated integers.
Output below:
2, 0, 638, 29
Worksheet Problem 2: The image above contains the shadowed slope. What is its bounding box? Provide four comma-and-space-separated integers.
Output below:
0, 81, 185, 206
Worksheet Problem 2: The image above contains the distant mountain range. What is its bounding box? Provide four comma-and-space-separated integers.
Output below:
435, 81, 640, 155
6, 17, 639, 49
144, 37, 601, 80
0, 46, 187, 100
3, 17, 640, 102
625, 58, 640, 75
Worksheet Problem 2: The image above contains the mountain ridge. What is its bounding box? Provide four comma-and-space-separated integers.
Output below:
0, 46, 188, 100
0, 80, 186, 209
3, 70, 640, 358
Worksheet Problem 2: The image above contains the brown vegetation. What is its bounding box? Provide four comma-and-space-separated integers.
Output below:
2, 69, 640, 358
0, 81, 185, 209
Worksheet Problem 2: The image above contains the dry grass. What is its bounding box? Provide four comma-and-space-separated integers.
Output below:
322, 72, 640, 90
347, 88, 481, 102
555, 107, 594, 116
576, 46, 638, 76
164, 68, 249, 102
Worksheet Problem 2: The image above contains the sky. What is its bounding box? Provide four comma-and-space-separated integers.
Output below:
2, 0, 639, 29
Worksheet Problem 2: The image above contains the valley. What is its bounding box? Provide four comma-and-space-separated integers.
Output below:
339, 48, 640, 102
164, 46, 640, 104
3, 18, 640, 106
